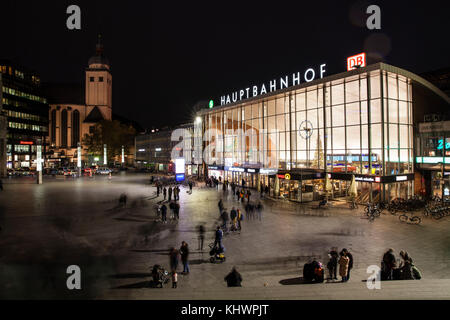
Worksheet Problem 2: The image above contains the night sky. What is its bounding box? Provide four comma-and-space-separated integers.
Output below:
1, 1, 449, 129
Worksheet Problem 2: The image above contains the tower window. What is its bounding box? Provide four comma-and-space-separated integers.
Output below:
90, 77, 94, 82
99, 77, 104, 82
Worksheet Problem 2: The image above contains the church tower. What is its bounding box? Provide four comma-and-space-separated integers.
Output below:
85, 35, 112, 120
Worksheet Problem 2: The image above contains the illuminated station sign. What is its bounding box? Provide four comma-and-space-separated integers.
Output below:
347, 52, 366, 71
220, 63, 327, 106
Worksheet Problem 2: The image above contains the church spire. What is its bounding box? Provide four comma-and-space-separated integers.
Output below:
95, 34, 104, 56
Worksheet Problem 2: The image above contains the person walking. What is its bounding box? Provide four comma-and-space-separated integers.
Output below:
163, 187, 167, 201
338, 251, 350, 282
174, 202, 180, 220
382, 248, 397, 280
214, 226, 223, 249
197, 224, 205, 251
180, 241, 190, 274
157, 184, 160, 197
176, 186, 181, 200
246, 189, 251, 203
218, 199, 224, 214
168, 186, 172, 201
327, 248, 339, 280
256, 201, 263, 221
169, 247, 179, 272
221, 210, 229, 231
230, 207, 237, 231
231, 183, 236, 196
342, 248, 353, 281
161, 204, 167, 223
189, 181, 193, 194
225, 267, 242, 287
236, 209, 243, 231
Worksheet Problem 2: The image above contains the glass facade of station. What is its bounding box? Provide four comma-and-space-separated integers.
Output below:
201, 64, 417, 202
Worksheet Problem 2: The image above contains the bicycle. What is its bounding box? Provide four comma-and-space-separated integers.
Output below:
399, 213, 421, 225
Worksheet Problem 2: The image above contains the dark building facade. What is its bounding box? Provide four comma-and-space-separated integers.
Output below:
0, 60, 49, 171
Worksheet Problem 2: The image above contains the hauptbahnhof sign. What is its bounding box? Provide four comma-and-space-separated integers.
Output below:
220, 63, 327, 106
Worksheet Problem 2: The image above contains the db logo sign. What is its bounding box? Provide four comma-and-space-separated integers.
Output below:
347, 53, 366, 71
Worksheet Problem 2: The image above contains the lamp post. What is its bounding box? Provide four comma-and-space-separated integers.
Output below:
36, 138, 43, 184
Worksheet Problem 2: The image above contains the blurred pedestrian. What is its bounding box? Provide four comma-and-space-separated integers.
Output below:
157, 184, 160, 197
161, 204, 167, 223
174, 202, 180, 220
256, 201, 263, 220
238, 208, 243, 227
221, 210, 229, 231
230, 207, 237, 231
169, 247, 179, 272
197, 224, 205, 251
168, 186, 172, 201
246, 189, 251, 203
180, 241, 190, 274
189, 181, 193, 193
218, 199, 224, 214
163, 187, 167, 201
399, 250, 414, 280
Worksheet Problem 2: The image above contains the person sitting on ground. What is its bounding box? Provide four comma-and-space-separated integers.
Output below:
382, 248, 397, 280
224, 267, 242, 287
399, 250, 414, 280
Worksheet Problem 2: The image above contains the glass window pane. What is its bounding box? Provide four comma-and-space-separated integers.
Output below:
400, 125, 409, 148
399, 79, 407, 101
388, 100, 398, 123
346, 102, 360, 126
268, 99, 276, 116
370, 99, 382, 123
276, 97, 284, 114
347, 125, 360, 149
332, 84, 344, 105
296, 92, 306, 111
332, 127, 345, 149
361, 101, 368, 124
360, 78, 367, 100
245, 105, 252, 120
399, 101, 408, 124
296, 111, 306, 130
372, 124, 382, 149
388, 75, 398, 99
361, 125, 368, 149
389, 124, 399, 149
370, 74, 380, 99
307, 89, 317, 109
332, 105, 345, 127
276, 114, 285, 131
268, 116, 276, 132
252, 104, 259, 119
325, 107, 331, 128
345, 80, 359, 103
307, 109, 318, 128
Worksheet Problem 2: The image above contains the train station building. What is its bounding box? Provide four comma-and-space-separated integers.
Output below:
198, 62, 450, 202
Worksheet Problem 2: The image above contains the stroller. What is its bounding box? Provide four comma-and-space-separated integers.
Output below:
303, 260, 325, 283
150, 264, 170, 288
209, 243, 226, 263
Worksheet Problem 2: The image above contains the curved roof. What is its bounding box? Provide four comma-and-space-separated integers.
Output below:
201, 62, 450, 114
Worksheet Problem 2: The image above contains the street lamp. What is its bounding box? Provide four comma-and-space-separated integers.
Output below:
196, 116, 201, 124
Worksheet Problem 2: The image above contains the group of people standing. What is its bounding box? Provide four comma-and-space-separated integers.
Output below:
168, 241, 190, 288
157, 184, 181, 202
327, 248, 353, 282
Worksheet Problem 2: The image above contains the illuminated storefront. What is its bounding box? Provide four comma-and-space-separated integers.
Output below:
199, 62, 450, 202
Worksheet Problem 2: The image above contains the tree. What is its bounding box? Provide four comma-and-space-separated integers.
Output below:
82, 120, 136, 163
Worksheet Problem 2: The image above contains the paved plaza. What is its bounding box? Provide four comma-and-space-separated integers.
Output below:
0, 173, 450, 299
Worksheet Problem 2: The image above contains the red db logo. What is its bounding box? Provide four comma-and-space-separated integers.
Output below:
347, 53, 366, 71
